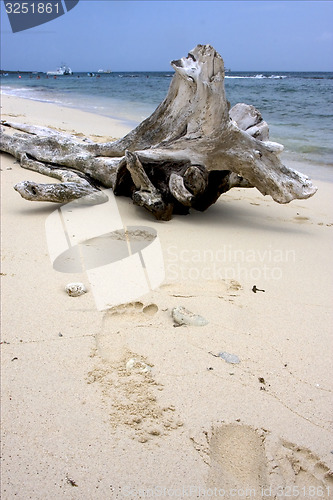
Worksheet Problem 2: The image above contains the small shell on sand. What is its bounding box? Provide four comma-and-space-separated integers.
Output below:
171, 306, 208, 326
65, 282, 87, 297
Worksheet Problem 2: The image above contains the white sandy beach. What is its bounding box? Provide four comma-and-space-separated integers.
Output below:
1, 94, 333, 498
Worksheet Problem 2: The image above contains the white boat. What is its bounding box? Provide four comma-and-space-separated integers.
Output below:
47, 65, 73, 76
97, 69, 111, 74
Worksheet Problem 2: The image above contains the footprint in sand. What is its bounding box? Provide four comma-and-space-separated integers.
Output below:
272, 440, 333, 496
87, 301, 183, 442
96, 301, 159, 363
207, 424, 268, 495
191, 423, 333, 499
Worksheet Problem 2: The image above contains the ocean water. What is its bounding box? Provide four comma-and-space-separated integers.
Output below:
1, 70, 333, 177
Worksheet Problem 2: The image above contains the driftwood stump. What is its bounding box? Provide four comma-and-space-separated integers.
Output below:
0, 44, 317, 220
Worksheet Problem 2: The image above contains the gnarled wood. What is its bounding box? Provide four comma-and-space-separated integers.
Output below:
0, 44, 317, 220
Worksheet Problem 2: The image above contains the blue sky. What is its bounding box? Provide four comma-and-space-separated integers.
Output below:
1, 1, 333, 71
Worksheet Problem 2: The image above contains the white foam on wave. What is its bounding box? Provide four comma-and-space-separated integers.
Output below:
0, 87, 67, 106
225, 74, 287, 79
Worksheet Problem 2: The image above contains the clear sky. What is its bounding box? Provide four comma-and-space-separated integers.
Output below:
1, 1, 333, 72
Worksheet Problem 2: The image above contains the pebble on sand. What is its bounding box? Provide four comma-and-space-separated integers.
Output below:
171, 306, 208, 326
219, 352, 240, 364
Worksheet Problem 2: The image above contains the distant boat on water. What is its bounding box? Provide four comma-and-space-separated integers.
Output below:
47, 65, 73, 76
97, 69, 111, 74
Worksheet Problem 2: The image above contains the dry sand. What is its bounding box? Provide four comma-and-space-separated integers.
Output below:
1, 94, 333, 498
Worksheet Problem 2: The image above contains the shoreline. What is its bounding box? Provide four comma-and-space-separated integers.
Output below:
0, 94, 134, 140
1, 95, 333, 498
0, 89, 144, 131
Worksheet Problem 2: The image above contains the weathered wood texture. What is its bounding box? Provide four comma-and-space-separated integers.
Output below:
0, 44, 317, 220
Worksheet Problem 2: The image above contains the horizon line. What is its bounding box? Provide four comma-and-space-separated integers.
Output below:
1, 69, 333, 74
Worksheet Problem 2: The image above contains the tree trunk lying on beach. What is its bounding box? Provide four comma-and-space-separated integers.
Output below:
0, 44, 317, 220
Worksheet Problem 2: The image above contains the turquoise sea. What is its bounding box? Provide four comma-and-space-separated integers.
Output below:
1, 70, 332, 179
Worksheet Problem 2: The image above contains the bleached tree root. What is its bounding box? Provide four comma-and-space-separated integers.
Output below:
0, 44, 317, 220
